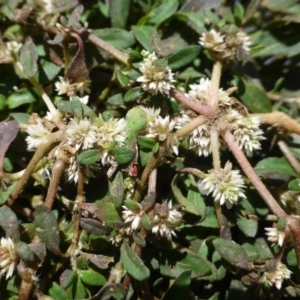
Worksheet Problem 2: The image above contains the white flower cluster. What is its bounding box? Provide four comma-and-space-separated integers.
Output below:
122, 203, 144, 235
55, 76, 91, 97
199, 29, 251, 61
199, 161, 245, 208
137, 50, 175, 95
175, 79, 264, 157
0, 41, 22, 64
0, 237, 18, 280
26, 120, 51, 151
265, 227, 285, 247
262, 261, 292, 290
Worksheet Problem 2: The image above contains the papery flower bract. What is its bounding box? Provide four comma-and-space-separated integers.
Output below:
26, 120, 50, 151
65, 118, 97, 150
199, 29, 226, 52
199, 161, 245, 208
0, 237, 18, 280
55, 77, 91, 97
140, 106, 161, 123
265, 227, 285, 247
147, 115, 175, 142
122, 204, 144, 235
137, 51, 175, 95
263, 261, 292, 290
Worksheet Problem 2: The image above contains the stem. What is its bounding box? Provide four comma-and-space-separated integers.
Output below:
44, 159, 68, 209
169, 89, 215, 118
210, 128, 221, 170
286, 216, 300, 268
8, 131, 62, 205
176, 115, 207, 138
222, 129, 287, 218
148, 168, 157, 194
278, 140, 300, 173
180, 168, 206, 178
209, 60, 222, 110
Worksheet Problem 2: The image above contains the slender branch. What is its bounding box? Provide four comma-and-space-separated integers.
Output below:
180, 168, 206, 178
278, 140, 300, 173
176, 115, 207, 138
286, 216, 300, 268
148, 168, 157, 194
8, 131, 63, 205
169, 89, 215, 118
209, 60, 222, 110
253, 111, 300, 135
210, 128, 221, 170
222, 129, 287, 218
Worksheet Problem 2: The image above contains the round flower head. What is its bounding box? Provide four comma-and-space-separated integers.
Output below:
26, 120, 51, 151
136, 51, 175, 95
146, 115, 175, 142
122, 203, 144, 235
199, 29, 226, 52
199, 161, 245, 208
0, 237, 18, 280
265, 227, 285, 247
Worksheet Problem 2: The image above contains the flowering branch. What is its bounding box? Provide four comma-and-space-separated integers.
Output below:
278, 140, 300, 173
209, 60, 223, 110
222, 129, 287, 218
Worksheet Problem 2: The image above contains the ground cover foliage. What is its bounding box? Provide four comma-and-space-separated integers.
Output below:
1, 0, 300, 299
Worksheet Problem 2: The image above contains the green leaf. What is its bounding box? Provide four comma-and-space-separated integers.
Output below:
20, 37, 38, 77
237, 79, 272, 113
80, 218, 112, 235
162, 270, 191, 300
237, 215, 258, 238
126, 107, 148, 144
243, 0, 260, 25
173, 12, 205, 33
168, 45, 201, 70
38, 59, 61, 84
233, 2, 244, 23
124, 87, 142, 103
79, 269, 107, 286
254, 238, 273, 259
199, 207, 218, 228
34, 205, 61, 255
107, 93, 124, 106
96, 283, 127, 300
15, 242, 35, 262
132, 25, 156, 51
255, 157, 296, 177
116, 71, 130, 87
10, 113, 30, 124
6, 88, 38, 109
56, 101, 72, 114
66, 276, 87, 299
109, 0, 130, 29
287, 249, 298, 267
77, 149, 101, 165
49, 282, 67, 300
70, 97, 83, 118
109, 171, 124, 208
147, 0, 178, 25
160, 249, 213, 278
137, 136, 157, 149
109, 147, 135, 164
120, 241, 150, 281
92, 28, 136, 50
0, 205, 20, 240
213, 238, 253, 270
288, 179, 300, 191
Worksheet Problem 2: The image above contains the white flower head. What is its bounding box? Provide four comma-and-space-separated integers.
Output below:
199, 161, 245, 208
122, 204, 144, 235
6, 41, 22, 55
188, 78, 231, 106
140, 106, 161, 123
65, 118, 97, 150
265, 227, 285, 247
26, 120, 50, 151
262, 261, 292, 290
236, 31, 251, 54
55, 77, 91, 97
137, 51, 175, 95
0, 237, 18, 280
199, 29, 226, 52
147, 115, 175, 142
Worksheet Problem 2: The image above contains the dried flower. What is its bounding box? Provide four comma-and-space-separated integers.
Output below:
65, 118, 97, 150
199, 161, 245, 208
136, 51, 175, 95
262, 261, 292, 290
0, 237, 18, 280
26, 120, 50, 151
265, 227, 285, 247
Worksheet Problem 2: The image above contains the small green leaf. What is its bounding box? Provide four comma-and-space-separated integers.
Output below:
79, 269, 107, 286
237, 79, 272, 113
213, 238, 253, 270
109, 147, 135, 164
168, 46, 201, 70
243, 0, 260, 25
109, 0, 130, 28
287, 249, 298, 267
126, 107, 148, 144
255, 157, 296, 177
173, 12, 205, 32
147, 0, 178, 25
120, 241, 150, 281
77, 149, 101, 165
66, 276, 87, 299
56, 101, 72, 114
124, 87, 142, 102
124, 199, 141, 212
116, 71, 130, 87
199, 207, 218, 228
71, 97, 83, 119
80, 218, 112, 235
93, 28, 136, 50
0, 205, 20, 240
132, 25, 156, 51
15, 242, 35, 262
233, 2, 245, 23
109, 171, 124, 208
65, 270, 77, 289
107, 93, 124, 106
20, 37, 38, 77
94, 201, 123, 229
38, 59, 61, 84
288, 179, 300, 191
162, 270, 191, 300
0, 180, 17, 205
137, 136, 157, 149
34, 205, 61, 255
96, 283, 127, 300
10, 113, 30, 124
49, 282, 67, 300
6, 88, 38, 109
237, 215, 258, 238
